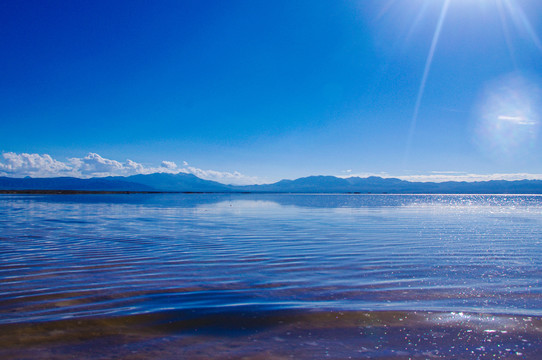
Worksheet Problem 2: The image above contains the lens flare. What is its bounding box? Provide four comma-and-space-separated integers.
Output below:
473, 74, 541, 161
395, 0, 542, 166
404, 0, 451, 165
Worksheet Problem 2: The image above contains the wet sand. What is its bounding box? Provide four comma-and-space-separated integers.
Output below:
1, 310, 540, 359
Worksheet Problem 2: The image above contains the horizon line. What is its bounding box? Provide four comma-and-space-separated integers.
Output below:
2, 172, 542, 186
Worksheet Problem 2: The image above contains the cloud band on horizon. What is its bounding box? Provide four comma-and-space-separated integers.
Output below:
0, 152, 260, 185
2, 152, 542, 185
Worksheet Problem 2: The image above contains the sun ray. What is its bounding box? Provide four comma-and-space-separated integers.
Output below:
404, 0, 451, 165
502, 0, 542, 53
403, 2, 431, 47
375, 0, 399, 22
496, 0, 519, 69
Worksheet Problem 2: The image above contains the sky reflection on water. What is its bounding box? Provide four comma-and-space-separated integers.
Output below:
1, 194, 541, 324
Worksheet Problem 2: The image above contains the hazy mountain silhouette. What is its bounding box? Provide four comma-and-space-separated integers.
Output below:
237, 176, 409, 193
0, 176, 152, 191
111, 173, 231, 192
0, 173, 229, 192
1, 174, 542, 193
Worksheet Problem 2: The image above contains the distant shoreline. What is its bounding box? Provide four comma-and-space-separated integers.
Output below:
1, 190, 541, 195
0, 190, 183, 195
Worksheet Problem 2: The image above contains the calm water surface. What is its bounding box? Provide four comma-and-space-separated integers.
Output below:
1, 194, 541, 358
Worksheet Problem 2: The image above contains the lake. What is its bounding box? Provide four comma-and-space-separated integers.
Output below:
1, 193, 541, 359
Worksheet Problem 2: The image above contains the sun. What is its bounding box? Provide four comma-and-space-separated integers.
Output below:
397, 0, 542, 164
474, 73, 541, 160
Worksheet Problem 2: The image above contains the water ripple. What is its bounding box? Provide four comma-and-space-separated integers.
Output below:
1, 194, 542, 324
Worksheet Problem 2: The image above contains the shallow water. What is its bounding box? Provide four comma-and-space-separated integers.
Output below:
1, 194, 541, 358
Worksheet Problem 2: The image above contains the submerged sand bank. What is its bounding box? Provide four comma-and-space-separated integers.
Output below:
1, 310, 540, 359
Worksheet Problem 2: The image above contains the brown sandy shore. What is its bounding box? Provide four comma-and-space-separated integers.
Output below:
1, 310, 540, 359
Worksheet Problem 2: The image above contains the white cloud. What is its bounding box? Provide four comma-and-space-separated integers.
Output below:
3, 152, 542, 185
0, 152, 261, 185
69, 153, 125, 177
161, 161, 177, 170
430, 171, 467, 175
0, 152, 73, 177
185, 166, 261, 185
338, 171, 392, 179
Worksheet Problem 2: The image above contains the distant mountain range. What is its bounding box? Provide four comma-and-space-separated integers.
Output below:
236, 176, 542, 194
1, 173, 542, 194
0, 173, 229, 192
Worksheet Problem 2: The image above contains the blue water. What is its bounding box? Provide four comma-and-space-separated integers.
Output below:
1, 193, 541, 326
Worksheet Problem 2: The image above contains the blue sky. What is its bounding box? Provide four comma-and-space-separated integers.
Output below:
1, 0, 542, 184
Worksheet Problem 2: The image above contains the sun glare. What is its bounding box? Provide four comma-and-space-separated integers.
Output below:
399, 0, 542, 165
474, 73, 541, 160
